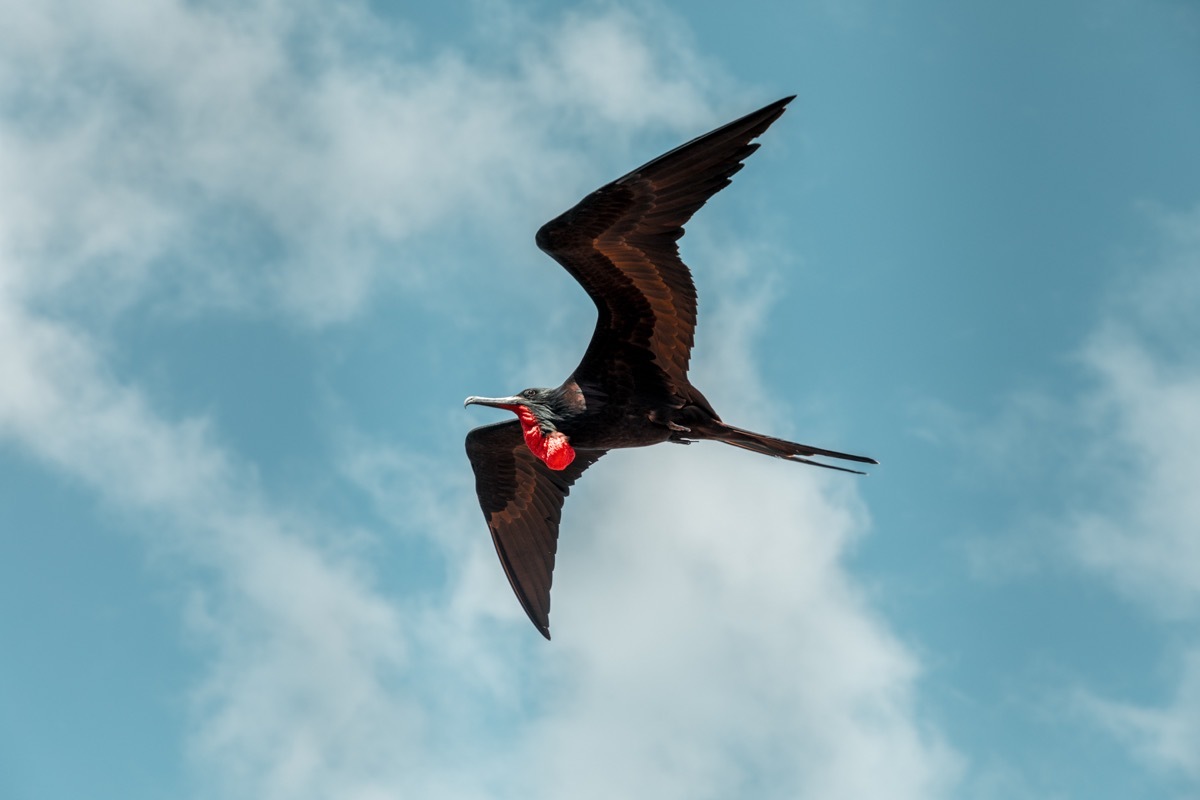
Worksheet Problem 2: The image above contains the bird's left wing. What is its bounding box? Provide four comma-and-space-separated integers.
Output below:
535, 96, 794, 408
465, 420, 606, 639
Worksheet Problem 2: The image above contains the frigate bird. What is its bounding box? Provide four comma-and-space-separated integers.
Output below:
465, 96, 876, 638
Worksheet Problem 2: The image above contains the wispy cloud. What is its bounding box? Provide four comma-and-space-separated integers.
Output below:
1066, 205, 1200, 617
1061, 205, 1200, 784
0, 0, 716, 326
521, 449, 959, 799
917, 206, 1200, 599
1079, 647, 1200, 783
345, 439, 961, 799
934, 204, 1200, 785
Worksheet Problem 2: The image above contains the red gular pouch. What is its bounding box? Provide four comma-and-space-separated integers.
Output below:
511, 405, 576, 470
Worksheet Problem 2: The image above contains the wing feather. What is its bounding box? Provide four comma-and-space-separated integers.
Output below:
535, 97, 795, 408
465, 420, 606, 639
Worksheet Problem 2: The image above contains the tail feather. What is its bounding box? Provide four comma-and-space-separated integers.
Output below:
699, 422, 878, 475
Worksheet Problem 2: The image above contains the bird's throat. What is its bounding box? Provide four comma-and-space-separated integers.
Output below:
514, 405, 575, 471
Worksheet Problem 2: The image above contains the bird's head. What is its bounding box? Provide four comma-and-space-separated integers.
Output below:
464, 388, 575, 470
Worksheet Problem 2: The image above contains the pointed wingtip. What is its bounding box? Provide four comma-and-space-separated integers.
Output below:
762, 95, 795, 118
766, 95, 796, 114
539, 625, 551, 641
837, 454, 880, 474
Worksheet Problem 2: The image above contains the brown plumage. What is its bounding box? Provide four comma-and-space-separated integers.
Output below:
465, 96, 876, 639
465, 422, 604, 634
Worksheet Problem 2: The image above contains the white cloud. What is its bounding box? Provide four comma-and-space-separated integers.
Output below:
1067, 205, 1200, 616
0, 0, 717, 326
518, 448, 960, 799
1054, 205, 1200, 782
346, 435, 960, 799
911, 204, 1200, 788
1080, 648, 1200, 782
520, 5, 715, 130
0, 285, 422, 800
925, 206, 1200, 602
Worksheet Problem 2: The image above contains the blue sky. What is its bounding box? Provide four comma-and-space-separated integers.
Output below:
1, 0, 1198, 797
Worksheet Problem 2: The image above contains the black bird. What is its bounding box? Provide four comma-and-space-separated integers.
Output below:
465, 96, 876, 639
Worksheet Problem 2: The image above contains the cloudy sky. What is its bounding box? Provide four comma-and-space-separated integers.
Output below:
2, 1, 1198, 798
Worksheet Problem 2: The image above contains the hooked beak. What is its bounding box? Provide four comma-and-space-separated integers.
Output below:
464, 395, 524, 410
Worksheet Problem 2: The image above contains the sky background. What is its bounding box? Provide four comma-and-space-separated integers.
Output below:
2, 0, 1199, 798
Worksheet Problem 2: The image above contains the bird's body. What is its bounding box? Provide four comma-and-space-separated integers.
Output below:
465, 96, 876, 638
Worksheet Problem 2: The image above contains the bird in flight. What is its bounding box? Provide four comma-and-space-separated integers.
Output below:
465, 96, 876, 639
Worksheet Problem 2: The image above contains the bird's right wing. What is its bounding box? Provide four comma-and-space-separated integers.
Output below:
465, 420, 606, 639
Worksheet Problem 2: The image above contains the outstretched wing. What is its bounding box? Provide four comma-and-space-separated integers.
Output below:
465, 420, 606, 639
535, 96, 794, 409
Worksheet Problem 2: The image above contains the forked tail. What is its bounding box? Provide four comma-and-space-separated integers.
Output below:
697, 421, 878, 475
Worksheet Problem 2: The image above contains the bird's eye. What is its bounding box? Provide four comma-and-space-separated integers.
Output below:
523, 389, 537, 399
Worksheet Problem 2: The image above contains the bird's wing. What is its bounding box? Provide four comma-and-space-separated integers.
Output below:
535, 96, 794, 408
465, 420, 606, 639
